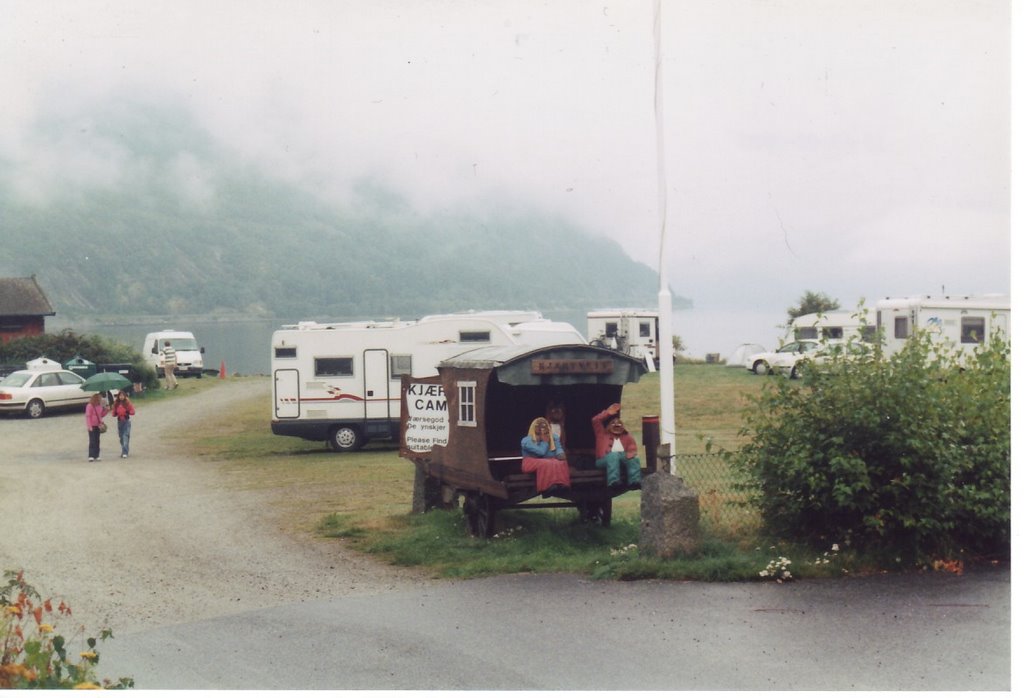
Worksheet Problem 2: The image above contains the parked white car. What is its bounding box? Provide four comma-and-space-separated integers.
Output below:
745, 340, 822, 377
0, 368, 90, 418
746, 340, 870, 378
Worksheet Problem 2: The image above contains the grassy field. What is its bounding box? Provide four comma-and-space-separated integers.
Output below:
173, 366, 855, 581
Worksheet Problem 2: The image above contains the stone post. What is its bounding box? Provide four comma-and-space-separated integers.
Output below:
639, 445, 701, 557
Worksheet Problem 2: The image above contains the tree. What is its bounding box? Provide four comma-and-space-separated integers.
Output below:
786, 291, 840, 325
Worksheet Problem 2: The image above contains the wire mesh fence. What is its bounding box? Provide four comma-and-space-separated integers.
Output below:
673, 451, 761, 538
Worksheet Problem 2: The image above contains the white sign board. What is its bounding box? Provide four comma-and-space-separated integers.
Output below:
404, 381, 450, 453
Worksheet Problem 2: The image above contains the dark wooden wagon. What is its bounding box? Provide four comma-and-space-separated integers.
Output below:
400, 343, 651, 536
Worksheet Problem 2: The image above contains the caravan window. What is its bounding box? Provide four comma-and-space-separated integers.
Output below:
604, 322, 619, 337
314, 357, 354, 377
275, 347, 297, 359
795, 327, 817, 340
894, 316, 910, 339
459, 331, 491, 343
457, 381, 477, 426
391, 354, 413, 378
822, 327, 843, 340
638, 322, 651, 338
961, 317, 985, 344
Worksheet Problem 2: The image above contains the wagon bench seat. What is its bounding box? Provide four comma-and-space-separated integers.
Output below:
488, 452, 607, 491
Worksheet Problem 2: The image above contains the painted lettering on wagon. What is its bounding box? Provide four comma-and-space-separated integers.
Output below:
531, 359, 614, 375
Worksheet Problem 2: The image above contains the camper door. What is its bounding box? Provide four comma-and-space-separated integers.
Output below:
363, 349, 393, 420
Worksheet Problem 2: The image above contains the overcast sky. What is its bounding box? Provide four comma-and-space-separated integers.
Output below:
0, 0, 1013, 317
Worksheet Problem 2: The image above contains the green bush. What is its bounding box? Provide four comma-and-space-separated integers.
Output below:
0, 329, 158, 388
731, 332, 1010, 564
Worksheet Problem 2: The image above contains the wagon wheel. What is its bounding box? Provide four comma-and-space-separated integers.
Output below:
579, 498, 613, 527
463, 493, 496, 538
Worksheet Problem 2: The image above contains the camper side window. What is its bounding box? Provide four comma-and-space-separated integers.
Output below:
275, 347, 297, 359
391, 354, 412, 378
459, 331, 491, 343
894, 317, 910, 339
457, 381, 477, 426
961, 317, 985, 344
314, 357, 354, 377
638, 322, 651, 338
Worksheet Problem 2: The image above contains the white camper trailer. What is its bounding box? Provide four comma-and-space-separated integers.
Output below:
271, 311, 584, 452
792, 309, 876, 343
875, 294, 1010, 359
586, 309, 659, 370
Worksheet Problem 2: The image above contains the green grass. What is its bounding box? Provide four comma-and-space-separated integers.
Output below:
181, 367, 868, 582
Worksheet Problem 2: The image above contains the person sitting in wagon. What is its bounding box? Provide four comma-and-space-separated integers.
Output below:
521, 417, 571, 496
592, 403, 642, 489
545, 399, 567, 446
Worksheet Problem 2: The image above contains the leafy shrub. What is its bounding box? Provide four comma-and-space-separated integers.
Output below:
0, 329, 158, 388
731, 332, 1010, 564
0, 570, 133, 689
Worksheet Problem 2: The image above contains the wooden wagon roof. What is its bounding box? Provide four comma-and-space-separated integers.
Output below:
438, 343, 647, 386
0, 276, 55, 316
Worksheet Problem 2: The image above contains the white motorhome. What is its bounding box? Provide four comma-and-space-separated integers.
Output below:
271, 310, 584, 452
142, 330, 205, 377
586, 309, 659, 370
875, 294, 1010, 359
792, 309, 876, 342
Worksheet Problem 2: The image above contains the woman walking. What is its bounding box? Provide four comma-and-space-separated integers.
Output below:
84, 393, 109, 462
111, 391, 136, 458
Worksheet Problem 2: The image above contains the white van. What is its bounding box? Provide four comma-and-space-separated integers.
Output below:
142, 330, 205, 377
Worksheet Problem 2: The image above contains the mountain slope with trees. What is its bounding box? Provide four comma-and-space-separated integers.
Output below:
0, 105, 677, 321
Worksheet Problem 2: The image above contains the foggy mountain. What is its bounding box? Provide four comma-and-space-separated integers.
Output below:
0, 102, 677, 322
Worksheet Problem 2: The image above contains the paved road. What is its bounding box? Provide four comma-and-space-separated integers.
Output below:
102, 567, 1010, 690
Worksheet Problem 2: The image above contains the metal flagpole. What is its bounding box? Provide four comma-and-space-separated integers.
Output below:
653, 0, 677, 472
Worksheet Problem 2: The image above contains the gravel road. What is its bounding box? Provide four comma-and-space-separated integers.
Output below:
0, 379, 432, 636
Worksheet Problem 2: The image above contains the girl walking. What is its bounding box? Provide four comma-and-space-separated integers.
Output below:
84, 393, 109, 462
111, 391, 136, 458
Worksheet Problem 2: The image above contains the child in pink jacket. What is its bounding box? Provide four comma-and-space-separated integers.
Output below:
85, 393, 110, 462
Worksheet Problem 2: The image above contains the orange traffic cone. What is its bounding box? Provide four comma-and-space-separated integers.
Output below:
219, 360, 227, 379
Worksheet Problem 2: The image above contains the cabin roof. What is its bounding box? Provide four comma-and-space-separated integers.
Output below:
0, 276, 55, 316
439, 343, 647, 386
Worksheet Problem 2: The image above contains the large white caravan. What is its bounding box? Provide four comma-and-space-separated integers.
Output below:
271, 311, 584, 452
875, 294, 1010, 359
791, 309, 876, 342
586, 309, 659, 370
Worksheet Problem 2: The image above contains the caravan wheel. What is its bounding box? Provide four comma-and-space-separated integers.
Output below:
463, 493, 496, 538
329, 425, 363, 452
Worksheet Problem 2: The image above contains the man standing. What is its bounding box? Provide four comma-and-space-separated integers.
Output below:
162, 340, 178, 390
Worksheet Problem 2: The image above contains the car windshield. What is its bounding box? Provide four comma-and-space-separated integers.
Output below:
0, 372, 32, 388
170, 338, 199, 351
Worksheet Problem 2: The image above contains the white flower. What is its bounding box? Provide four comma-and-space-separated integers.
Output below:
832, 543, 840, 552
